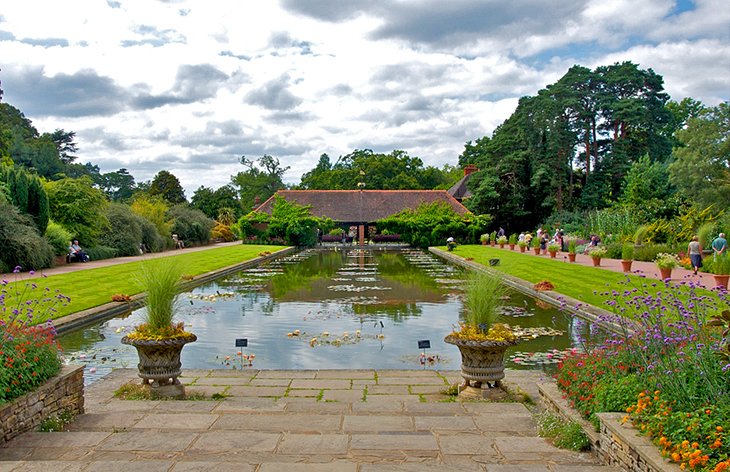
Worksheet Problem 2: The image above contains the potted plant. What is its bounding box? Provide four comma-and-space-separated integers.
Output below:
518, 240, 527, 253
490, 231, 497, 246
567, 240, 577, 262
621, 243, 634, 272
707, 254, 730, 289
547, 242, 560, 258
531, 235, 541, 255
588, 246, 607, 266
654, 252, 679, 280
480, 233, 489, 246
444, 271, 518, 397
121, 261, 197, 398
497, 235, 507, 248
508, 234, 517, 250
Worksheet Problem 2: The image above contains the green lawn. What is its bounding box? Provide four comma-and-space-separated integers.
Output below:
3, 245, 288, 322
439, 245, 691, 313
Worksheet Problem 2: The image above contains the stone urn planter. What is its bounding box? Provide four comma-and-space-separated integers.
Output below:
659, 267, 672, 280
444, 335, 518, 390
621, 260, 633, 272
121, 335, 197, 398
568, 253, 576, 262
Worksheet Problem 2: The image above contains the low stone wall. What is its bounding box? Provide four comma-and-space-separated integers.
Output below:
538, 382, 678, 472
0, 364, 84, 445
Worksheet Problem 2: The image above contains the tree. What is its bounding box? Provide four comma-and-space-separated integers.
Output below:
46, 129, 78, 164
100, 168, 136, 202
620, 155, 671, 205
191, 184, 239, 219
232, 155, 289, 210
149, 170, 186, 204
669, 103, 730, 209
44, 176, 108, 245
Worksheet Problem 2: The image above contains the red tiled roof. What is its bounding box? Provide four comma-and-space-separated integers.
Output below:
254, 190, 471, 222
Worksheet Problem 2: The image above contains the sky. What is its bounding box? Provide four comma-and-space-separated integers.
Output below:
1, 0, 729, 196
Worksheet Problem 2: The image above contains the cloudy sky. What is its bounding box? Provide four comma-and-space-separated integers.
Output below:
1, 0, 728, 196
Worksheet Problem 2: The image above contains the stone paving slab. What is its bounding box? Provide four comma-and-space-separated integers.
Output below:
0, 369, 618, 471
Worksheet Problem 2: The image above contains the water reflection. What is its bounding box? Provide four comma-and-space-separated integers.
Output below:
58, 248, 579, 384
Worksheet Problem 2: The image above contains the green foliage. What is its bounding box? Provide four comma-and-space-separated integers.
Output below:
594, 374, 643, 413
568, 239, 577, 254
536, 411, 591, 451
621, 243, 634, 261
621, 155, 671, 205
697, 222, 715, 248
508, 234, 517, 244
0, 202, 54, 271
98, 203, 145, 257
0, 165, 50, 233
633, 244, 674, 262
138, 216, 165, 253
297, 149, 454, 191
168, 204, 215, 246
38, 409, 75, 432
705, 255, 730, 275
44, 177, 108, 246
149, 170, 186, 204
131, 194, 171, 242
634, 225, 649, 246
232, 155, 289, 211
463, 271, 505, 331
586, 207, 638, 243
85, 246, 117, 261
139, 261, 182, 331
44, 220, 73, 257
669, 103, 730, 209
240, 195, 334, 247
377, 202, 490, 249
191, 185, 239, 220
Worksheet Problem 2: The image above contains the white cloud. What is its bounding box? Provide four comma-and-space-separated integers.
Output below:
1, 0, 727, 196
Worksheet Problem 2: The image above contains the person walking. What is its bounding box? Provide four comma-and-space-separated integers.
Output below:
687, 235, 703, 275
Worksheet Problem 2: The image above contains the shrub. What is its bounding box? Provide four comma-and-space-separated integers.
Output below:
44, 221, 73, 257
604, 243, 622, 260
211, 223, 235, 242
621, 243, 634, 261
98, 203, 143, 257
536, 411, 591, 451
168, 204, 215, 246
86, 246, 117, 261
44, 177, 108, 246
131, 195, 171, 242
633, 243, 673, 262
0, 202, 54, 272
138, 216, 165, 253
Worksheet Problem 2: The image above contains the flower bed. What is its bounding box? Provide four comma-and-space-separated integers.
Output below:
554, 280, 730, 472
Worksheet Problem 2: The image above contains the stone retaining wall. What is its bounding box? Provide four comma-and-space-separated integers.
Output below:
0, 365, 84, 445
538, 382, 678, 472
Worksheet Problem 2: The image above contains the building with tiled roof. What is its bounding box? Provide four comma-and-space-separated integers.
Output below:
254, 190, 470, 245
447, 164, 479, 202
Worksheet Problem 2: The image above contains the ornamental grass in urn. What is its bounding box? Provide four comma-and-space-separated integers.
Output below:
121, 261, 197, 398
445, 271, 518, 395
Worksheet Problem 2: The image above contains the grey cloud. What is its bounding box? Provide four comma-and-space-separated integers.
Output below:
106, 0, 121, 8
280, 0, 377, 22
267, 110, 313, 122
268, 31, 313, 55
121, 24, 185, 47
220, 50, 251, 61
330, 84, 353, 96
0, 30, 15, 41
179, 8, 191, 16
132, 64, 229, 109
19, 37, 69, 47
79, 127, 131, 152
245, 74, 302, 111
2, 66, 127, 117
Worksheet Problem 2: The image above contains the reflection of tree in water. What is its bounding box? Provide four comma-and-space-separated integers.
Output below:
376, 253, 441, 292
57, 323, 114, 351
267, 251, 343, 298
349, 301, 423, 322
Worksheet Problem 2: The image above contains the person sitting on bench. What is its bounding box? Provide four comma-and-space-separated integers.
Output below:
172, 234, 184, 249
68, 239, 90, 262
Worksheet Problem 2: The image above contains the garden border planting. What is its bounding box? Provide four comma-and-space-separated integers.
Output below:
0, 365, 84, 446
539, 381, 679, 472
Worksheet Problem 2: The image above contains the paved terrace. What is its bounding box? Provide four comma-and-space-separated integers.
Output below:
0, 369, 620, 471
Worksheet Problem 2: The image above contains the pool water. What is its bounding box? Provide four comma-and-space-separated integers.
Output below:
58, 248, 578, 383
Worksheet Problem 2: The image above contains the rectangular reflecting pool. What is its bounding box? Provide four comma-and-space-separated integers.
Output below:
58, 248, 579, 383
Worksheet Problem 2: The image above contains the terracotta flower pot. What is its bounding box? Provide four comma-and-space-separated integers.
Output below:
499, 243, 505, 249
713, 274, 729, 289
659, 267, 672, 280
533, 247, 540, 255
519, 246, 526, 253
592, 256, 601, 267
621, 260, 633, 272
481, 241, 487, 245
509, 244, 515, 250
549, 250, 557, 259
568, 253, 576, 262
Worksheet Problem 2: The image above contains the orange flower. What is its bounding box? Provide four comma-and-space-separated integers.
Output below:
717, 426, 724, 432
